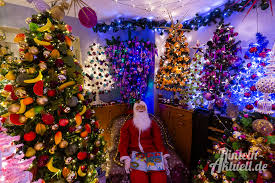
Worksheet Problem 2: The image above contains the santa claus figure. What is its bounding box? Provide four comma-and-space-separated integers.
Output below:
118, 101, 169, 183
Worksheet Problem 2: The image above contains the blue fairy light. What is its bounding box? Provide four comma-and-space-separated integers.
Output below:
229, 33, 275, 111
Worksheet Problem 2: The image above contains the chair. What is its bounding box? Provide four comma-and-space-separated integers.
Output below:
105, 114, 190, 183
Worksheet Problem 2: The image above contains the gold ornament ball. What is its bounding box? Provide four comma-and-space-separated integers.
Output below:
8, 103, 20, 113
19, 115, 27, 123
6, 56, 13, 64
27, 67, 36, 74
52, 124, 59, 130
43, 50, 50, 58
252, 119, 273, 136
44, 33, 53, 41
14, 87, 27, 98
19, 41, 28, 49
65, 157, 73, 165
25, 17, 32, 24
0, 47, 7, 56
262, 170, 272, 180
59, 140, 69, 148
89, 154, 95, 160
28, 46, 39, 55
49, 145, 56, 154
232, 122, 242, 131
14, 59, 22, 64
36, 96, 48, 105
0, 29, 6, 40
95, 140, 101, 147
34, 142, 44, 151
38, 62, 47, 71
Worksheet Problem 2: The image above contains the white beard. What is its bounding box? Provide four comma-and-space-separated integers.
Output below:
133, 110, 151, 131
133, 110, 151, 132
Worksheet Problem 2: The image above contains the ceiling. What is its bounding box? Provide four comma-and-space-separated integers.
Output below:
8, 0, 228, 22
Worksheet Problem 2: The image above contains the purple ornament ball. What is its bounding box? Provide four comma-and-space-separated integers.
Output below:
215, 98, 224, 108
78, 7, 98, 28
204, 92, 213, 101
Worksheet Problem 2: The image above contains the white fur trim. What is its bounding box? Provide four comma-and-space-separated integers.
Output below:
164, 154, 170, 159
120, 156, 131, 162
138, 129, 144, 152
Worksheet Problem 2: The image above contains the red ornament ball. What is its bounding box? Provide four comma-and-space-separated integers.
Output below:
78, 7, 97, 28
42, 113, 55, 125
33, 80, 44, 96
4, 84, 13, 92
245, 104, 254, 110
47, 89, 56, 97
24, 131, 36, 141
77, 152, 87, 160
81, 165, 87, 172
37, 155, 49, 167
249, 47, 257, 53
59, 118, 69, 127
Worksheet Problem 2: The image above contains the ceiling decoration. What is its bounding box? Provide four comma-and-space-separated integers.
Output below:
93, 0, 270, 33
8, 0, 228, 21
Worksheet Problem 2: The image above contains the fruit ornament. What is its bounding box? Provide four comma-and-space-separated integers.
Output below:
1, 11, 106, 183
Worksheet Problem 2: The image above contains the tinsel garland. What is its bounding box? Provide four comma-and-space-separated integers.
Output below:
93, 0, 270, 33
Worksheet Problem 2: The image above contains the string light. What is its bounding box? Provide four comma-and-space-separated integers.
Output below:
94, 0, 256, 33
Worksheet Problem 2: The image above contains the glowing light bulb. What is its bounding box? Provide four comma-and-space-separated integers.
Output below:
2, 162, 7, 168
0, 176, 5, 181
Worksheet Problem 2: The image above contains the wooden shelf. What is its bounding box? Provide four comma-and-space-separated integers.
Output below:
157, 104, 193, 167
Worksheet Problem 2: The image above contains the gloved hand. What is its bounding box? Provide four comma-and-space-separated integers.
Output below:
164, 157, 170, 175
124, 157, 131, 174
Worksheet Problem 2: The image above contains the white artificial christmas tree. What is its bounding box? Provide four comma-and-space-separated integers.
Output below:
83, 43, 114, 105
0, 122, 40, 183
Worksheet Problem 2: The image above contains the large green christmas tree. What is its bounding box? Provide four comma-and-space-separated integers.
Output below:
1, 12, 105, 182
0, 44, 16, 115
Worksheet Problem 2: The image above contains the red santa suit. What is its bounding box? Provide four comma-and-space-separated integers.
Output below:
118, 116, 169, 183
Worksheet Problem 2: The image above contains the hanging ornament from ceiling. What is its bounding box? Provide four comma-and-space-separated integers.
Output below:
50, 0, 69, 21
78, 7, 97, 28
66, 0, 98, 28
26, 0, 50, 12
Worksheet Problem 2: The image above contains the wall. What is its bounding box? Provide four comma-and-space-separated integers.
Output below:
0, 3, 156, 113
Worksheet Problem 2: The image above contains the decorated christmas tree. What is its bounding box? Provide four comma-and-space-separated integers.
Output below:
194, 112, 274, 183
230, 33, 275, 111
105, 36, 156, 104
155, 23, 191, 93
1, 11, 106, 182
180, 41, 205, 108
0, 45, 17, 115
83, 43, 114, 105
200, 22, 242, 111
